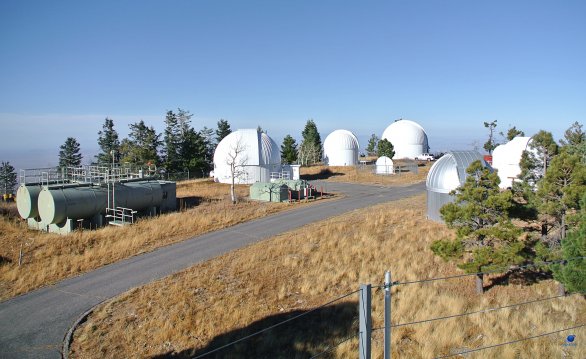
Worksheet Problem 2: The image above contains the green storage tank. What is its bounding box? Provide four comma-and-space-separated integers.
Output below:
250, 182, 289, 202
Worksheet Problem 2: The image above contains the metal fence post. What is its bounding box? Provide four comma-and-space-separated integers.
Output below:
359, 284, 372, 359
384, 271, 391, 359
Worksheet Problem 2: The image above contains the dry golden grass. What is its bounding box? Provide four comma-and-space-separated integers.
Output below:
0, 180, 302, 301
300, 162, 430, 186
70, 194, 585, 358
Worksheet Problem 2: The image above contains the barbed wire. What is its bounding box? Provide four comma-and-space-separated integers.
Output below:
371, 292, 583, 331
433, 323, 585, 359
192, 288, 360, 358
309, 333, 358, 359
374, 256, 586, 288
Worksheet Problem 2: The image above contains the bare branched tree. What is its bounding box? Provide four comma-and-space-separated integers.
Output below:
225, 136, 249, 204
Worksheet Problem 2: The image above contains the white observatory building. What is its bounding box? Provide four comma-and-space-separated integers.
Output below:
382, 119, 430, 160
375, 156, 394, 174
491, 137, 533, 189
213, 129, 282, 184
323, 129, 360, 166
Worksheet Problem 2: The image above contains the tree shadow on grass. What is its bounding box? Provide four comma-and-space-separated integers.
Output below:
150, 302, 358, 359
301, 169, 344, 181
485, 269, 553, 291
177, 196, 222, 211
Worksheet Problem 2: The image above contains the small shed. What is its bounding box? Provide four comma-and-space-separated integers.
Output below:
426, 151, 490, 222
375, 156, 394, 175
250, 182, 289, 202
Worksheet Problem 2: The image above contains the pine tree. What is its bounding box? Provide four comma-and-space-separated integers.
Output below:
551, 194, 586, 294
430, 160, 524, 293
216, 119, 232, 144
281, 135, 298, 165
377, 139, 395, 159
58, 137, 83, 169
162, 110, 181, 173
0, 162, 17, 195
300, 119, 322, 165
535, 152, 586, 242
120, 121, 161, 166
199, 126, 215, 170
504, 126, 525, 141
560, 122, 586, 163
519, 130, 559, 184
95, 118, 120, 166
366, 134, 379, 156
483, 120, 498, 155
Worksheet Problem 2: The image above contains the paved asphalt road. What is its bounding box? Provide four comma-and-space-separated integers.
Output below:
0, 181, 425, 358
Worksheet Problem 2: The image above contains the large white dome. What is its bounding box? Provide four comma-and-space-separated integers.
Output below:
213, 129, 281, 184
323, 129, 359, 166
381, 120, 429, 159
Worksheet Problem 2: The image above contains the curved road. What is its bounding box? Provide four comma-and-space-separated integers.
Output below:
0, 181, 425, 358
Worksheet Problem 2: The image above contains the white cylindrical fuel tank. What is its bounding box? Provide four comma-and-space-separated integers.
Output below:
38, 181, 165, 224
16, 185, 43, 219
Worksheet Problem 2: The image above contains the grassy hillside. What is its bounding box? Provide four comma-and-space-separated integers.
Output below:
0, 180, 292, 300
70, 194, 585, 358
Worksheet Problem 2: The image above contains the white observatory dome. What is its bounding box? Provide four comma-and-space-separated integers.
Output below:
375, 156, 394, 174
381, 120, 429, 159
213, 129, 281, 184
323, 129, 359, 166
492, 136, 533, 189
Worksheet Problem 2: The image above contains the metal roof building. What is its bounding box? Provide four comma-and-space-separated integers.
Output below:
426, 151, 489, 222
213, 129, 282, 184
323, 129, 359, 166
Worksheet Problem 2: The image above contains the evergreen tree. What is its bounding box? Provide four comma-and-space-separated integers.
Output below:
300, 119, 322, 165
180, 127, 210, 176
58, 137, 83, 169
377, 138, 395, 159
281, 135, 298, 165
120, 121, 161, 166
366, 134, 379, 156
199, 126, 215, 169
560, 121, 585, 147
551, 194, 586, 294
503, 126, 525, 141
216, 119, 232, 144
519, 130, 559, 184
483, 120, 498, 155
560, 122, 586, 163
430, 160, 524, 293
162, 110, 181, 173
535, 152, 586, 242
0, 161, 17, 195
95, 118, 120, 165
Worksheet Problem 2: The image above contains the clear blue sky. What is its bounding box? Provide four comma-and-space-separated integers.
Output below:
1, 0, 584, 169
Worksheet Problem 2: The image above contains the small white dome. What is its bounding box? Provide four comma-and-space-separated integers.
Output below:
382, 120, 429, 159
323, 129, 359, 166
375, 156, 394, 174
